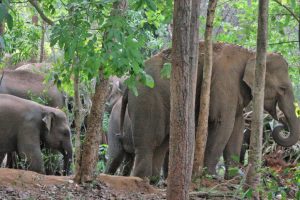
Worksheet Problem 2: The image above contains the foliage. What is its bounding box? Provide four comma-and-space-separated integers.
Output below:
48, 0, 172, 96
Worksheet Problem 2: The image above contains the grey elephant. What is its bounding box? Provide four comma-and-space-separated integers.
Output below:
0, 69, 65, 108
0, 69, 65, 172
0, 94, 73, 175
120, 42, 299, 179
105, 98, 134, 176
105, 76, 127, 113
15, 63, 52, 74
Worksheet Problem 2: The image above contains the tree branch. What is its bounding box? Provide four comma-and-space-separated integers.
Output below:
272, 0, 300, 22
28, 0, 54, 26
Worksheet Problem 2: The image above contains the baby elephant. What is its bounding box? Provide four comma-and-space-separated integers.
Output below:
0, 94, 73, 175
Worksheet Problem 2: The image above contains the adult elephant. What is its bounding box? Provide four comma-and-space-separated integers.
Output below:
0, 94, 73, 175
0, 69, 65, 108
121, 42, 299, 179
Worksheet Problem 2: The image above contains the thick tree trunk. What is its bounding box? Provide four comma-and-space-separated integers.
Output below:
245, 0, 269, 198
74, 71, 109, 183
167, 0, 200, 199
74, 0, 127, 184
193, 0, 218, 178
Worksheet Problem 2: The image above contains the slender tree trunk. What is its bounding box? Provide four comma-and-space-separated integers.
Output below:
74, 0, 127, 183
193, 0, 218, 178
245, 0, 269, 198
39, 22, 45, 62
73, 72, 82, 175
167, 0, 200, 199
74, 70, 109, 183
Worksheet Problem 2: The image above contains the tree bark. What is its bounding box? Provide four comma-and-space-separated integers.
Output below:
74, 71, 109, 183
245, 0, 269, 198
193, 0, 218, 178
74, 0, 128, 184
73, 71, 83, 176
167, 0, 200, 199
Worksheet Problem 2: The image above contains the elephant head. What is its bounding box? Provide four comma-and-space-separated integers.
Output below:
42, 110, 73, 175
243, 53, 300, 147
105, 76, 127, 113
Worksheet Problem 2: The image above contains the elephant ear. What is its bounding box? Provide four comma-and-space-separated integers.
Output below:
42, 112, 55, 131
243, 58, 256, 96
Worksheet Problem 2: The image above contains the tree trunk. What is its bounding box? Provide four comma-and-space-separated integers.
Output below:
73, 72, 83, 175
74, 71, 109, 183
193, 0, 218, 178
167, 0, 200, 199
245, 0, 269, 198
74, 0, 128, 184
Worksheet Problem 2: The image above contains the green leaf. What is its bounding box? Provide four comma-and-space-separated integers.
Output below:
144, 74, 154, 88
6, 13, 13, 30
160, 63, 171, 79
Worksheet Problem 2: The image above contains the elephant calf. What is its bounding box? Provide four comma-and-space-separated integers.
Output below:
0, 94, 73, 175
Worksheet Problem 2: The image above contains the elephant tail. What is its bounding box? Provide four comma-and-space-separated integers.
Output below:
120, 87, 128, 136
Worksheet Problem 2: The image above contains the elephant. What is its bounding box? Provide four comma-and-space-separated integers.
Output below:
0, 69, 65, 108
120, 41, 299, 179
15, 63, 52, 74
0, 94, 73, 175
0, 69, 65, 172
105, 76, 127, 113
105, 98, 134, 176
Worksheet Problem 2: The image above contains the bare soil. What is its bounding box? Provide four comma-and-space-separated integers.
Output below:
0, 169, 165, 200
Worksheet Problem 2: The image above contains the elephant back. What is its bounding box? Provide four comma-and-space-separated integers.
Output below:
0, 70, 64, 108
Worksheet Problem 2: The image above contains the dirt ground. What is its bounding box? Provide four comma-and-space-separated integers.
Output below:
0, 169, 165, 200
0, 168, 240, 199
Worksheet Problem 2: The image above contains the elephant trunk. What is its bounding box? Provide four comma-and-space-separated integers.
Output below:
274, 89, 300, 147
62, 143, 73, 176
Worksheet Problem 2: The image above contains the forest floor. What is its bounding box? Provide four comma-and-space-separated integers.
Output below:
0, 168, 238, 200
0, 163, 297, 199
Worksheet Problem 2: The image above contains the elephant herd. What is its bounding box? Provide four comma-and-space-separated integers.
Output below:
0, 68, 72, 175
0, 41, 298, 180
105, 41, 300, 180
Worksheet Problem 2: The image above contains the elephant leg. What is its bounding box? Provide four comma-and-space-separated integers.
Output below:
105, 144, 125, 175
152, 138, 169, 178
17, 129, 45, 174
6, 152, 13, 168
122, 153, 134, 176
132, 149, 153, 178
162, 151, 169, 179
18, 147, 44, 174
223, 112, 245, 179
239, 128, 251, 165
0, 153, 5, 167
204, 111, 236, 176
